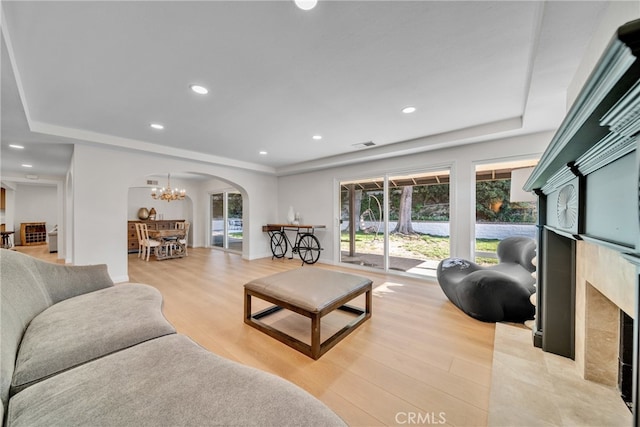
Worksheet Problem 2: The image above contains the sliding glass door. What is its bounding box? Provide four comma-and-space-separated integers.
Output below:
387, 171, 450, 275
211, 191, 243, 252
212, 193, 225, 248
339, 169, 450, 278
340, 177, 385, 270
227, 193, 243, 252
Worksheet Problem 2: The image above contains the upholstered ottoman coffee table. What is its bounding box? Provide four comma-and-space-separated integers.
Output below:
244, 268, 372, 359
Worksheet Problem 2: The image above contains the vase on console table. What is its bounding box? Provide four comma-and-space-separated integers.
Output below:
287, 206, 295, 224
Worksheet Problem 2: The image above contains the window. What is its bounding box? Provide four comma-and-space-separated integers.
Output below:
474, 160, 538, 264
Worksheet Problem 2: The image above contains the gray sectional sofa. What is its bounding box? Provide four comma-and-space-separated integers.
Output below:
0, 249, 345, 426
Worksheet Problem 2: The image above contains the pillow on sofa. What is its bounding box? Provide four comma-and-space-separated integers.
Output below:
11, 284, 175, 395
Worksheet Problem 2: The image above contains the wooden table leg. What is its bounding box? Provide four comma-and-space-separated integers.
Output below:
244, 291, 251, 322
311, 313, 321, 359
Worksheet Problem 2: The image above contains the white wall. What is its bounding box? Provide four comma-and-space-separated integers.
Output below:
277, 131, 552, 265
13, 183, 58, 245
65, 168, 74, 263
71, 144, 278, 282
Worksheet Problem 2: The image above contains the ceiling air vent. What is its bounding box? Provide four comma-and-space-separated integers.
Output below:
146, 180, 158, 186
352, 141, 376, 149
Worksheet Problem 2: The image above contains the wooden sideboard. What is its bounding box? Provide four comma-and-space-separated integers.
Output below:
20, 222, 47, 246
127, 220, 185, 253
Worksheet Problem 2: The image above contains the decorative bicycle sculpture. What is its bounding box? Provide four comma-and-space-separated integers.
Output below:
262, 224, 324, 265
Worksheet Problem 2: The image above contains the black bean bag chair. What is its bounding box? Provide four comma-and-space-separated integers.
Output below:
436, 236, 536, 323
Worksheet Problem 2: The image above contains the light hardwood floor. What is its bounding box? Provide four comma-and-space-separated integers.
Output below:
17, 246, 495, 426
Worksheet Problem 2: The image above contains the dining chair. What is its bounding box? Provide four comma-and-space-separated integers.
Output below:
175, 221, 190, 256
134, 223, 144, 258
138, 223, 161, 261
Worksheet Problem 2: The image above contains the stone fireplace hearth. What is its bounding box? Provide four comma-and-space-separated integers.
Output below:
488, 321, 632, 426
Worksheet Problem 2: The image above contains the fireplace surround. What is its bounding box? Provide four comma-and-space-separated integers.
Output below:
576, 241, 635, 391
524, 19, 640, 422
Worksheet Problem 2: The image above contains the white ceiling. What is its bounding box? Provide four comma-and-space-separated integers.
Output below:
1, 1, 608, 180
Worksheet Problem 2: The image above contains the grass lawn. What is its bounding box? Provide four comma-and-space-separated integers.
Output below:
341, 232, 500, 264
475, 238, 500, 265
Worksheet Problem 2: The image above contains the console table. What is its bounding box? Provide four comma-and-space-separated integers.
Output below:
262, 224, 325, 265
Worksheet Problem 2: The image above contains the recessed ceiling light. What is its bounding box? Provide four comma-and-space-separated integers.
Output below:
190, 84, 209, 95
9, 144, 24, 149
295, 0, 318, 10
312, 135, 322, 140
150, 123, 164, 130
259, 151, 268, 155
402, 106, 417, 114
21, 164, 33, 168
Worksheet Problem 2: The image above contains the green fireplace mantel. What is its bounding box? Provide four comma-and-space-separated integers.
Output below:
525, 18, 640, 195
525, 18, 640, 427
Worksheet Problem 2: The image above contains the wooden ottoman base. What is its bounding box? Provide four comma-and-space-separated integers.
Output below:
244, 268, 372, 359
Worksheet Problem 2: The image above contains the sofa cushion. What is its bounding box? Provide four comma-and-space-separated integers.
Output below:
1, 249, 114, 409
34, 260, 115, 305
11, 283, 175, 395
1, 250, 55, 409
7, 334, 346, 427
245, 267, 372, 312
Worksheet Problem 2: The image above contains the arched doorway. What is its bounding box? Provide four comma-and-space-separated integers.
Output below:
128, 171, 248, 257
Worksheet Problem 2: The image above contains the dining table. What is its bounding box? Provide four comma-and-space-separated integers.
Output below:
147, 229, 186, 260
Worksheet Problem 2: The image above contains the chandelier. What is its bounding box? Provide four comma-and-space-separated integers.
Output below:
151, 173, 186, 202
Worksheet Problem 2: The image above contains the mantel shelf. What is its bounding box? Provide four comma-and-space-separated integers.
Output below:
525, 19, 640, 192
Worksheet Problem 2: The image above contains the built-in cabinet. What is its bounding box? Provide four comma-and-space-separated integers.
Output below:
127, 220, 185, 253
20, 222, 47, 246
